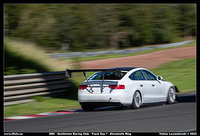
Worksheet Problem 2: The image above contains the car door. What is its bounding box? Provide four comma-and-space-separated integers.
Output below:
141, 70, 163, 103
129, 70, 146, 102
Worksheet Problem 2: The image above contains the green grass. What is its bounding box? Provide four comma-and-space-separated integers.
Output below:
4, 58, 196, 117
4, 37, 73, 75
4, 97, 81, 117
4, 43, 51, 75
151, 58, 196, 93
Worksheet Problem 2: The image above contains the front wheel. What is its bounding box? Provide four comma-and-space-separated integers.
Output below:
131, 91, 142, 109
166, 86, 176, 104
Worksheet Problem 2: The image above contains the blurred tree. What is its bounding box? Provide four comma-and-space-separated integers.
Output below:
4, 4, 24, 36
175, 4, 196, 37
91, 5, 121, 48
151, 5, 176, 43
4, 4, 196, 51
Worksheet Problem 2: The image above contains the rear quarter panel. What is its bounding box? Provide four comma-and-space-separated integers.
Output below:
119, 78, 139, 104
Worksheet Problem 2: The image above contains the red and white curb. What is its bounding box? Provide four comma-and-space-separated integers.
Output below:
4, 109, 83, 122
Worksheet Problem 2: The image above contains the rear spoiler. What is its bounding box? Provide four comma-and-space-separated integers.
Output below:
66, 68, 122, 93
65, 68, 121, 78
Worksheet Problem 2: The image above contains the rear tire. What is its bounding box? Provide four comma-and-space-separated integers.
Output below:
131, 91, 142, 109
166, 86, 176, 104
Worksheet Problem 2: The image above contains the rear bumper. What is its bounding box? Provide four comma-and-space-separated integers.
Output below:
79, 102, 123, 107
78, 92, 131, 106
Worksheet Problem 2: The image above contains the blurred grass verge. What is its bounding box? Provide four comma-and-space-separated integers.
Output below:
4, 58, 196, 117
151, 58, 196, 93
4, 37, 73, 75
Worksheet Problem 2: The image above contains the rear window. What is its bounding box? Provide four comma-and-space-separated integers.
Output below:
88, 71, 127, 80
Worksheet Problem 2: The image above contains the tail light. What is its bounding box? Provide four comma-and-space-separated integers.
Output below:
79, 85, 88, 90
108, 84, 125, 89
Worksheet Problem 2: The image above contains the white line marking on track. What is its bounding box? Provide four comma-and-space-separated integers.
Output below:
5, 116, 36, 119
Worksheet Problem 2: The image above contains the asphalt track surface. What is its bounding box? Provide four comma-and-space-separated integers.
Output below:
4, 92, 196, 132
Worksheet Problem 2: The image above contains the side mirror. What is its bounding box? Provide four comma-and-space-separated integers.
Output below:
157, 76, 163, 80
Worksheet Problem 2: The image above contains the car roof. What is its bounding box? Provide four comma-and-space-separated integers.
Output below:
107, 67, 137, 71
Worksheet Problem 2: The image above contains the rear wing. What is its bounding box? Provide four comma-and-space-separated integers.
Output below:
65, 68, 122, 93
65, 68, 121, 78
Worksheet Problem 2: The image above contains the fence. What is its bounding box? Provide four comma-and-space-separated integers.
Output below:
4, 71, 71, 106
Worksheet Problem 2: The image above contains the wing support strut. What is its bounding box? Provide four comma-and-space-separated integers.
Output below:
83, 72, 93, 93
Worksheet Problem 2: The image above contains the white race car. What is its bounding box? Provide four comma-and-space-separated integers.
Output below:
66, 67, 179, 111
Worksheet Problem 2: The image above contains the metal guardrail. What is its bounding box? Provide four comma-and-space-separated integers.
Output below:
4, 71, 70, 106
